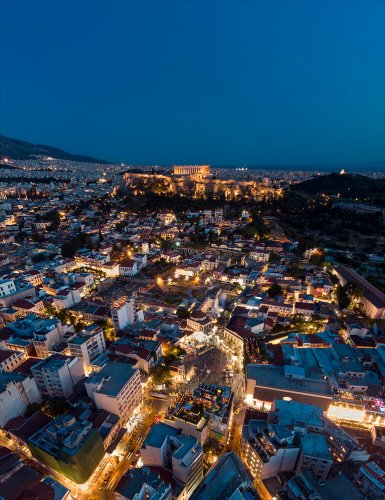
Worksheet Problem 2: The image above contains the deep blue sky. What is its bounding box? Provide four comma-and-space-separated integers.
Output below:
0, 0, 384, 166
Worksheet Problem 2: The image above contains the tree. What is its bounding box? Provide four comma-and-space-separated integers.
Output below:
176, 307, 190, 319
267, 283, 283, 298
336, 284, 350, 309
40, 398, 70, 418
25, 403, 40, 417
309, 251, 325, 266
269, 252, 280, 264
151, 365, 171, 387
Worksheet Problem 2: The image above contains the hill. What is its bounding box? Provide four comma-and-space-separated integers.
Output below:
0, 135, 109, 164
291, 172, 385, 206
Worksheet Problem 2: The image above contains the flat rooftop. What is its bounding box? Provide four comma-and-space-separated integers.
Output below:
247, 364, 332, 396
143, 422, 180, 449
88, 361, 138, 397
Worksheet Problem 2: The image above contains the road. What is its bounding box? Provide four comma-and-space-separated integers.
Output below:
0, 347, 245, 498
0, 393, 174, 500
86, 395, 173, 499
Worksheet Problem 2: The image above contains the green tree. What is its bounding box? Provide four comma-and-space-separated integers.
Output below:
269, 252, 280, 264
336, 284, 350, 309
267, 283, 283, 297
176, 307, 190, 319
41, 398, 70, 418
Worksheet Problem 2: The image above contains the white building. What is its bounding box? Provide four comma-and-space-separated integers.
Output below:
31, 354, 85, 399
68, 324, 106, 372
119, 259, 138, 277
0, 279, 16, 297
141, 422, 203, 497
111, 298, 136, 333
0, 349, 27, 372
32, 322, 64, 358
52, 288, 81, 310
0, 372, 41, 426
241, 419, 299, 480
85, 361, 142, 424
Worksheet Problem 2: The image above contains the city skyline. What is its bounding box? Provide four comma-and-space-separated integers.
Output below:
1, 0, 384, 165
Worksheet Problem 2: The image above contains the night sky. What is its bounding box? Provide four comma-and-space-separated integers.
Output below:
0, 0, 384, 166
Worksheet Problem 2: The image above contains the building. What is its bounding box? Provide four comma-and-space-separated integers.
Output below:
112, 340, 161, 374
245, 364, 333, 411
0, 371, 41, 426
4, 410, 51, 449
285, 470, 364, 500
296, 433, 333, 480
0, 278, 36, 308
5, 314, 66, 358
0, 348, 27, 372
240, 419, 299, 480
141, 422, 203, 497
85, 361, 142, 424
355, 461, 385, 499
192, 383, 233, 442
157, 212, 176, 225
28, 414, 104, 484
0, 278, 16, 297
119, 259, 138, 277
173, 165, 210, 178
187, 310, 213, 335
190, 452, 254, 500
0, 447, 44, 499
68, 324, 106, 372
111, 297, 136, 333
334, 265, 385, 319
267, 399, 324, 434
323, 417, 369, 463
169, 362, 195, 384
115, 467, 172, 500
31, 354, 85, 399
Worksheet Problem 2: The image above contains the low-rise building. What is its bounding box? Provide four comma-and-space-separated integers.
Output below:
356, 461, 385, 499
190, 452, 254, 500
0, 348, 27, 372
115, 467, 172, 500
28, 414, 105, 484
119, 259, 138, 277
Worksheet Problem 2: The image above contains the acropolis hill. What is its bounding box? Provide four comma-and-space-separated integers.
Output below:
119, 165, 282, 201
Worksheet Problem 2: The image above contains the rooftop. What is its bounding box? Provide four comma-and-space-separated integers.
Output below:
87, 360, 138, 397
143, 422, 180, 448
191, 452, 253, 500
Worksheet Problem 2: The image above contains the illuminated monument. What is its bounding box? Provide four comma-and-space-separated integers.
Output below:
173, 165, 211, 178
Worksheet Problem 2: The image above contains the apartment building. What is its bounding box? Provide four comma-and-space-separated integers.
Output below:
68, 324, 106, 371
0, 372, 41, 426
141, 422, 203, 497
85, 361, 142, 424
31, 354, 85, 399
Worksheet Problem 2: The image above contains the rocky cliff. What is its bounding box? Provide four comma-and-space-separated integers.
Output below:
119, 173, 281, 201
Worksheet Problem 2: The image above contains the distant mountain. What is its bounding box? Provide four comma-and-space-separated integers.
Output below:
291, 172, 385, 206
0, 135, 109, 164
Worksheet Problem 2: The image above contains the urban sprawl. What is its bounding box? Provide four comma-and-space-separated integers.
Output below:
0, 159, 385, 499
